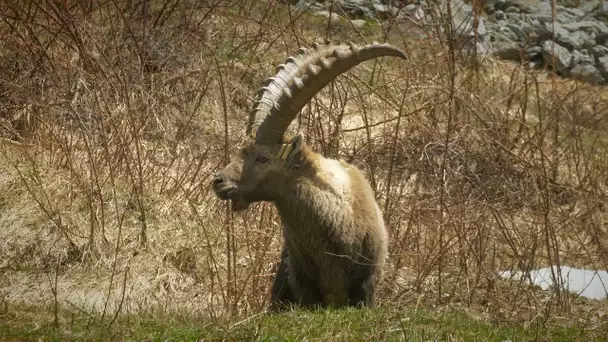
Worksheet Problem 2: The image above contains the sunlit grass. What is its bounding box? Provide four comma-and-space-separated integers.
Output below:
0, 305, 594, 341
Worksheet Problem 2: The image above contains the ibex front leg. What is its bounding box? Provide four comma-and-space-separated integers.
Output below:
285, 256, 323, 308
269, 247, 296, 312
318, 264, 350, 309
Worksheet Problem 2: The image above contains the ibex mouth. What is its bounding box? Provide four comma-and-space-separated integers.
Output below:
213, 185, 250, 211
213, 183, 238, 199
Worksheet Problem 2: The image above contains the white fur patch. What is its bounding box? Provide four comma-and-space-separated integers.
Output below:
318, 158, 350, 195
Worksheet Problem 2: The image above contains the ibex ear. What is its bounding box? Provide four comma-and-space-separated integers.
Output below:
277, 132, 304, 160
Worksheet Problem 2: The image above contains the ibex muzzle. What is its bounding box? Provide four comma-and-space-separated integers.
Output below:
211, 158, 248, 211
211, 42, 406, 310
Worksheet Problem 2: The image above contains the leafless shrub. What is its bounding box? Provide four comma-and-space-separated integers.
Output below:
0, 0, 606, 331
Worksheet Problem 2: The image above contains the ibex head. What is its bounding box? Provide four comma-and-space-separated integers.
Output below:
212, 132, 306, 211
212, 42, 406, 211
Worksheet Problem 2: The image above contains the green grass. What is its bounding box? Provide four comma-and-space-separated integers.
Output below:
0, 305, 595, 341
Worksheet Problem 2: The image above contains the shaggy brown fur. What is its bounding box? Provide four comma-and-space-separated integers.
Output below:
212, 134, 388, 309
212, 42, 404, 310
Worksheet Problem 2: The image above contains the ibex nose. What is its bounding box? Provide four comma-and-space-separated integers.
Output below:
212, 175, 223, 187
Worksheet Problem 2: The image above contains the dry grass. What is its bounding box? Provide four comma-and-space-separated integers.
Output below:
0, 0, 607, 335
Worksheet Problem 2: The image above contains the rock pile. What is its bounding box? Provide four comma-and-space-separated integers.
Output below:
484, 0, 608, 84
287, 0, 608, 84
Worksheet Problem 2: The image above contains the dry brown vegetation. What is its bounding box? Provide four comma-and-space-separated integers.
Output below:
0, 0, 607, 334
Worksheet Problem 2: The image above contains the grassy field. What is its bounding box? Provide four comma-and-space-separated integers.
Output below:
1, 305, 598, 341
1, 0, 607, 340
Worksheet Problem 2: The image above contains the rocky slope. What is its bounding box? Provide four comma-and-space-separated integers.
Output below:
288, 0, 608, 84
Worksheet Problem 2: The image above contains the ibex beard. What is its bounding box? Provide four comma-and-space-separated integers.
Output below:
211, 42, 406, 310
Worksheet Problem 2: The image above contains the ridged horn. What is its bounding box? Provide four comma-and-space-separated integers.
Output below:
246, 42, 407, 145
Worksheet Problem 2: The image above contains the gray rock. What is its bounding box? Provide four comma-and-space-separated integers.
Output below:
506, 21, 536, 42
568, 63, 604, 84
372, 4, 398, 20
483, 0, 501, 13
403, 5, 425, 21
316, 10, 341, 23
538, 22, 594, 51
591, 45, 608, 58
556, 10, 582, 24
502, 0, 536, 13
528, 60, 543, 69
542, 40, 572, 72
293, 0, 608, 85
561, 21, 608, 35
443, 0, 486, 38
598, 55, 608, 78
540, 22, 574, 48
350, 19, 367, 28
527, 17, 542, 28
538, 2, 552, 15
334, 0, 371, 19
532, 13, 555, 24
495, 25, 519, 41
562, 7, 586, 19
309, 0, 431, 21
372, 3, 389, 12
491, 33, 522, 60
505, 13, 522, 21
525, 45, 543, 59
404, 4, 417, 12
571, 50, 595, 65
594, 21, 607, 35
579, 0, 604, 13
539, 22, 570, 40
563, 31, 593, 50
293, 0, 313, 11
460, 40, 490, 57
535, 6, 584, 24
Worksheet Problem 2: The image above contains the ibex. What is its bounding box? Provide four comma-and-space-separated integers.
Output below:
212, 42, 406, 310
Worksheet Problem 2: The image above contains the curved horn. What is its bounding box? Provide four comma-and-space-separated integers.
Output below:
247, 42, 407, 145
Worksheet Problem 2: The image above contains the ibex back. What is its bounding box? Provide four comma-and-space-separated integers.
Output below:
212, 42, 406, 310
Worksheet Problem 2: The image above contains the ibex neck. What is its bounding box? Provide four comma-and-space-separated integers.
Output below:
273, 156, 352, 230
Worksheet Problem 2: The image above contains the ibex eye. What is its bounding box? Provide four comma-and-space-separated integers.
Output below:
256, 156, 270, 164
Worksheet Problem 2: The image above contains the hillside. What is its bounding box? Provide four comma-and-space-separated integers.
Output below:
1, 0, 607, 340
